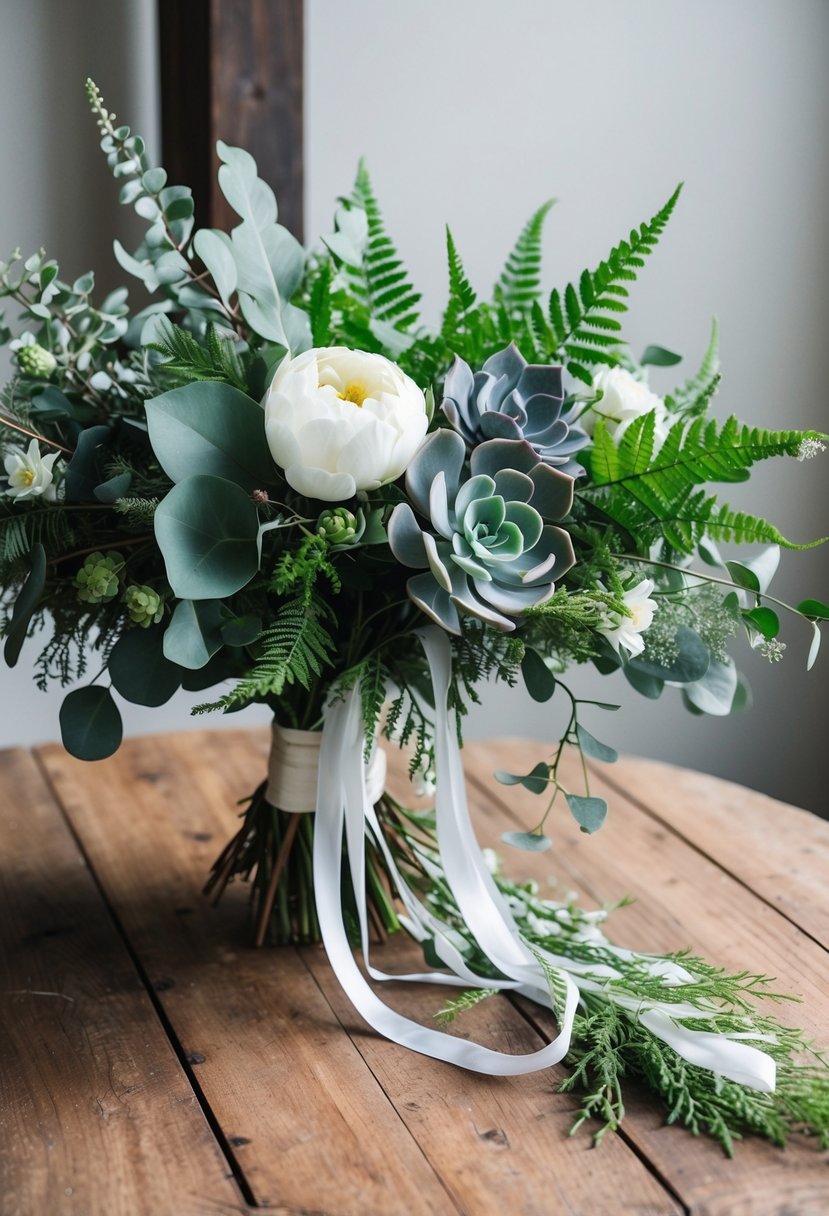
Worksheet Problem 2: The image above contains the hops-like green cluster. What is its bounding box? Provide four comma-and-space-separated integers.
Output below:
16, 343, 57, 378
317, 507, 362, 547
74, 551, 124, 604
123, 584, 163, 628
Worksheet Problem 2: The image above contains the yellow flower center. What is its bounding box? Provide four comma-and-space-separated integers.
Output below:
18, 469, 35, 487
337, 382, 369, 407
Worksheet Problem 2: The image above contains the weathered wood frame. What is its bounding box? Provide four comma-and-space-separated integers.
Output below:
158, 0, 304, 239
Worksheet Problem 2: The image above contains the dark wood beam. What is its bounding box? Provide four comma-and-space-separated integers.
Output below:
158, 0, 304, 241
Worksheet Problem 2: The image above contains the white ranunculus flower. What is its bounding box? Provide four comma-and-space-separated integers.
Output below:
598, 579, 658, 659
264, 346, 429, 502
587, 366, 669, 446
3, 438, 59, 501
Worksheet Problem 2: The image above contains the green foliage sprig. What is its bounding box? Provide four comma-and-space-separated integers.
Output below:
582, 412, 829, 553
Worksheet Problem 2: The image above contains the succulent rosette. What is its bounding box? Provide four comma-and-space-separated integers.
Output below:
389, 429, 576, 634
441, 343, 589, 477
265, 346, 429, 502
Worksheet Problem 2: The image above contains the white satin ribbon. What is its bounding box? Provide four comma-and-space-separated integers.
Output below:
309, 624, 776, 1093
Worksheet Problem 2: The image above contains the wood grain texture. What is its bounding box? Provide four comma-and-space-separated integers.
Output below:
301, 933, 681, 1216
36, 731, 457, 1216
158, 0, 304, 238
461, 739, 829, 1216
600, 756, 829, 950
0, 748, 243, 1216
14, 729, 829, 1215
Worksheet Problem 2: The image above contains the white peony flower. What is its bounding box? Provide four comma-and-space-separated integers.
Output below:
598, 579, 658, 658
587, 366, 669, 446
264, 346, 429, 502
3, 438, 59, 501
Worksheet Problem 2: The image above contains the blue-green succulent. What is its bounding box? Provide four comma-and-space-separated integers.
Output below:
441, 343, 589, 477
389, 430, 576, 634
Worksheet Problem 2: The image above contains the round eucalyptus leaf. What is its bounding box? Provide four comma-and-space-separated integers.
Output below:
575, 724, 618, 764
501, 830, 552, 853
59, 686, 123, 761
163, 600, 225, 669
640, 344, 683, 367
108, 626, 182, 706
154, 474, 260, 600
628, 626, 709, 684
565, 794, 608, 834
624, 664, 664, 700
521, 648, 557, 702
221, 613, 262, 648
682, 657, 738, 716
146, 382, 275, 489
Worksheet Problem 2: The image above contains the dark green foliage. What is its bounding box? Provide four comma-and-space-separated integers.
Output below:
440, 226, 477, 349
147, 318, 248, 392
197, 593, 336, 711
271, 534, 341, 605
350, 161, 422, 332
0, 502, 75, 563
581, 413, 828, 553
546, 186, 682, 383
495, 200, 555, 313
308, 257, 334, 347
665, 317, 720, 416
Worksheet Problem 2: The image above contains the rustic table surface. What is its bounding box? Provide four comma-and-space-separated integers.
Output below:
2, 730, 828, 1216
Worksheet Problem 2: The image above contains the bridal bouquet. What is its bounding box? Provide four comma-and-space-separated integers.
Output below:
1, 81, 828, 1152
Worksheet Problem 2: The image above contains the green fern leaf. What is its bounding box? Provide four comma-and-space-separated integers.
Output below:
665, 317, 720, 416
496, 199, 555, 312
440, 226, 478, 346
351, 161, 422, 331
148, 318, 248, 391
548, 185, 682, 378
202, 595, 336, 711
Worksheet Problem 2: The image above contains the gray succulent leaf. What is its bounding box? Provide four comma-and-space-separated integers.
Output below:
390, 430, 576, 634
441, 342, 589, 476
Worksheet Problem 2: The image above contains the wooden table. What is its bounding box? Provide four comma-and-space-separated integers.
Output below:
2, 731, 828, 1215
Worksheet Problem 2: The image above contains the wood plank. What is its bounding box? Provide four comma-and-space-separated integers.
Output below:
158, 0, 304, 238
37, 731, 458, 1216
300, 933, 682, 1216
599, 756, 829, 951
0, 748, 244, 1216
461, 739, 829, 1216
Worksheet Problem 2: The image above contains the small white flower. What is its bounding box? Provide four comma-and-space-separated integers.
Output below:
796, 437, 826, 462
587, 366, 670, 447
598, 579, 659, 658
264, 346, 429, 502
3, 438, 60, 501
758, 638, 786, 663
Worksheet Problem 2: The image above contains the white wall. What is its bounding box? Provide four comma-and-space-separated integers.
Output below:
1, 0, 827, 814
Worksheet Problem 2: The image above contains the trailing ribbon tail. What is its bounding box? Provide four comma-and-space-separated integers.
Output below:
313, 624, 777, 1093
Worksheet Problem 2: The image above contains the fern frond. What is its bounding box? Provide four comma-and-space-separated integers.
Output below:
0, 505, 75, 563
147, 318, 248, 391
665, 317, 720, 416
198, 595, 336, 712
440, 226, 478, 346
582, 413, 828, 552
548, 185, 682, 383
350, 161, 421, 331
495, 199, 555, 312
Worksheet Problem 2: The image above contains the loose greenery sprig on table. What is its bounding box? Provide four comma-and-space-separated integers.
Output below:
1, 82, 827, 1152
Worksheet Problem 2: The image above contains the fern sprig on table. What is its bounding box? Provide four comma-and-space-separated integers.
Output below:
411, 858, 829, 1155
